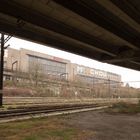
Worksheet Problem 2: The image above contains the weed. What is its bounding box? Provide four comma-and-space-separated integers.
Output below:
106, 102, 140, 114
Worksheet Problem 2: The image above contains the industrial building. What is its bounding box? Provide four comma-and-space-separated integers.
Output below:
3, 47, 121, 85
71, 64, 121, 85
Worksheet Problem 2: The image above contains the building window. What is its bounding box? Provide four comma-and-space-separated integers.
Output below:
28, 55, 66, 79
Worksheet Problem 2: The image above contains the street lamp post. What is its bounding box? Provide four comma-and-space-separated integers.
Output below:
60, 73, 68, 81
108, 79, 111, 98
12, 60, 18, 81
12, 60, 18, 71
92, 77, 95, 98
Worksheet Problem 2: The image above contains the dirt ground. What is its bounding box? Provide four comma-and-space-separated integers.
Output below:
62, 110, 140, 140
0, 110, 140, 140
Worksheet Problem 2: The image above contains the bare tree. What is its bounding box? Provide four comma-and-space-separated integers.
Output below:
29, 61, 43, 86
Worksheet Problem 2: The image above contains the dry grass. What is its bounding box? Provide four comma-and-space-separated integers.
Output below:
0, 116, 94, 140
105, 101, 140, 114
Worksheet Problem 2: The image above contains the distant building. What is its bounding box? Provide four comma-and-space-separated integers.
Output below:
69, 63, 121, 87
3, 47, 121, 85
4, 48, 71, 81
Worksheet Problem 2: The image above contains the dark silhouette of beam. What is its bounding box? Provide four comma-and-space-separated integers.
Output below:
111, 0, 140, 24
54, 0, 140, 49
0, 0, 139, 53
0, 21, 105, 61
0, 0, 119, 56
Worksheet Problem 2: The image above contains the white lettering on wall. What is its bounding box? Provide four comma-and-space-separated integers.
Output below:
77, 66, 119, 81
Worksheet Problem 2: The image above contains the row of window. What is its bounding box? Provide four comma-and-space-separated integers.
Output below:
77, 75, 120, 85
40, 64, 66, 73
28, 55, 66, 76
29, 55, 66, 68
77, 75, 100, 84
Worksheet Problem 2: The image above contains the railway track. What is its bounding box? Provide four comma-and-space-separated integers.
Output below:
4, 97, 139, 105
1, 97, 139, 123
0, 103, 109, 123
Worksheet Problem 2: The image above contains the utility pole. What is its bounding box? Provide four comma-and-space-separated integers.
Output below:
0, 33, 12, 107
0, 33, 4, 106
92, 77, 94, 98
108, 79, 111, 98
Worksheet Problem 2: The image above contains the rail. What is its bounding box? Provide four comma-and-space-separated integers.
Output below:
0, 103, 109, 123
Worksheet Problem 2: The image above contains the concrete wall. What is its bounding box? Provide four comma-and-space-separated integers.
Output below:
4, 48, 20, 71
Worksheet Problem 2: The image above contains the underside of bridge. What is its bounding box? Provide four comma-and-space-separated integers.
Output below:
0, 0, 140, 71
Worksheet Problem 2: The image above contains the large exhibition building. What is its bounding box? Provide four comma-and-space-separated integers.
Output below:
4, 48, 121, 85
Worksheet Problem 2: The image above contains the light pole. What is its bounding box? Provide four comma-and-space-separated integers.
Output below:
12, 60, 18, 71
60, 73, 68, 81
108, 79, 111, 98
92, 77, 95, 98
12, 60, 18, 81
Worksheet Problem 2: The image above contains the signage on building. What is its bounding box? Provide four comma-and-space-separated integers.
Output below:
90, 69, 107, 78
76, 65, 119, 81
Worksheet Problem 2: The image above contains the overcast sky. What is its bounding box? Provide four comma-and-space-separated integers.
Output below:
8, 37, 140, 88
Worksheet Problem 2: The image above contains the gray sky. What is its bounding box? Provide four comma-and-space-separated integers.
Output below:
8, 37, 140, 87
